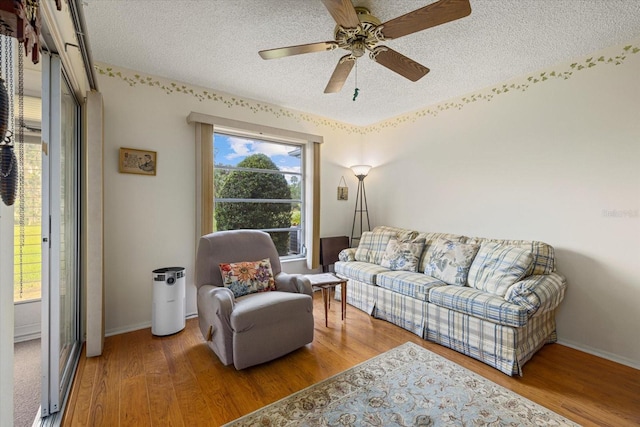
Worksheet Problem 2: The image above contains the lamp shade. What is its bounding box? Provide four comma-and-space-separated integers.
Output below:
350, 164, 372, 177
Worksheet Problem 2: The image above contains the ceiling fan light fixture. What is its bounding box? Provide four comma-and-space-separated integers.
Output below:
351, 39, 365, 57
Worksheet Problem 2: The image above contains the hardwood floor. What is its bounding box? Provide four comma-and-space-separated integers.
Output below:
62, 292, 640, 426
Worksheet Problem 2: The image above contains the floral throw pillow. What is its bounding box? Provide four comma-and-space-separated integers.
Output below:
424, 239, 480, 285
219, 258, 275, 298
380, 238, 425, 272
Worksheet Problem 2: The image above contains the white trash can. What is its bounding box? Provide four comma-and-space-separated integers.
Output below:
152, 267, 186, 336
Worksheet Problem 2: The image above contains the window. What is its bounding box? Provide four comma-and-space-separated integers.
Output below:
188, 113, 322, 268
213, 132, 304, 258
14, 136, 42, 302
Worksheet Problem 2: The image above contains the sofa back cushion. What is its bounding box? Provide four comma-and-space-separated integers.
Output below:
464, 237, 555, 275
372, 225, 419, 241
195, 229, 282, 289
424, 239, 480, 286
467, 242, 534, 296
364, 227, 556, 277
380, 238, 426, 272
354, 231, 396, 264
417, 232, 468, 273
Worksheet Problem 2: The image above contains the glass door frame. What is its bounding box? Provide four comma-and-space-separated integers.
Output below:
40, 51, 82, 419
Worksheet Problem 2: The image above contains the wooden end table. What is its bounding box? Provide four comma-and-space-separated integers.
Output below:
305, 273, 347, 327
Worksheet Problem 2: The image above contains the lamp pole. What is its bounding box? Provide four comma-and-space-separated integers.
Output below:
349, 165, 371, 247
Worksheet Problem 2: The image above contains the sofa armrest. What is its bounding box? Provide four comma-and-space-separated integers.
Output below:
275, 272, 313, 296
504, 272, 567, 317
197, 285, 235, 365
338, 247, 357, 262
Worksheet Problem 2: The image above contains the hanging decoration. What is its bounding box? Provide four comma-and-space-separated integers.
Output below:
0, 0, 37, 207
0, 131, 17, 206
0, 0, 41, 64
19, 0, 41, 64
0, 35, 17, 206
337, 176, 348, 200
0, 76, 8, 136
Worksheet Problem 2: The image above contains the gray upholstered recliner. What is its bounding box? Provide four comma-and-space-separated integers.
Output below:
195, 229, 314, 369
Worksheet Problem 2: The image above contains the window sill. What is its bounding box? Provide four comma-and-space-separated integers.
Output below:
281, 257, 316, 275
14, 299, 42, 306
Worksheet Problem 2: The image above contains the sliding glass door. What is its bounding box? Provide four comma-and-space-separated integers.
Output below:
40, 52, 81, 418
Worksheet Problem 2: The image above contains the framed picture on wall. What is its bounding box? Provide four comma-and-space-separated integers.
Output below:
337, 186, 348, 200
119, 147, 157, 176
337, 176, 348, 200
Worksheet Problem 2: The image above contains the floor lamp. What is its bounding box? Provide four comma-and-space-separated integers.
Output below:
350, 165, 371, 247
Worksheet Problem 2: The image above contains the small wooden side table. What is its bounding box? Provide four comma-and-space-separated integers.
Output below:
306, 273, 347, 327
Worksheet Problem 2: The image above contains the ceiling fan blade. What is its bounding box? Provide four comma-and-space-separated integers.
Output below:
259, 41, 338, 60
371, 47, 430, 82
321, 0, 360, 28
324, 55, 356, 93
381, 0, 471, 40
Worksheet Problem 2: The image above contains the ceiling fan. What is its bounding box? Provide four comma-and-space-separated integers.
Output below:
259, 0, 472, 94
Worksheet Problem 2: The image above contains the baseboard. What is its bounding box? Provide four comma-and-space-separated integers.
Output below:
14, 325, 41, 343
105, 321, 151, 337
557, 338, 640, 370
14, 299, 41, 343
14, 332, 40, 343
105, 312, 198, 337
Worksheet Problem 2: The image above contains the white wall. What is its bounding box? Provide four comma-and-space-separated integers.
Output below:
362, 41, 640, 367
98, 38, 640, 368
97, 66, 359, 335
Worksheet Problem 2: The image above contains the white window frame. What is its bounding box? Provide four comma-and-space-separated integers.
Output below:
187, 113, 322, 269
213, 129, 305, 259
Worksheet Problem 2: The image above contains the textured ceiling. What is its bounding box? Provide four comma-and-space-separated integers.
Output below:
82, 0, 640, 126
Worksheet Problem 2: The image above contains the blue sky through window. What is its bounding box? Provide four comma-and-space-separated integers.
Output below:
214, 133, 301, 177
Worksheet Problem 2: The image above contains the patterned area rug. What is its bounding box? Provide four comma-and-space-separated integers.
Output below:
225, 342, 578, 426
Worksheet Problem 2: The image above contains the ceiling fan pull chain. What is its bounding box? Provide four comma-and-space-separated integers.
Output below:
352, 60, 359, 101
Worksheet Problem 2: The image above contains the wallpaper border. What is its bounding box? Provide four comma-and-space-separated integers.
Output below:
96, 43, 639, 135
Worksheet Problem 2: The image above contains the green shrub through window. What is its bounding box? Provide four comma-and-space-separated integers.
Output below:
213, 133, 304, 258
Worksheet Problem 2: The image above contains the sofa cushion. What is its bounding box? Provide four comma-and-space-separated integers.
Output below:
464, 237, 555, 276
338, 247, 356, 262
424, 239, 480, 286
429, 285, 528, 327
373, 225, 419, 241
380, 238, 425, 272
334, 261, 389, 284
416, 232, 468, 273
377, 271, 446, 302
467, 243, 533, 296
354, 231, 396, 264
219, 258, 275, 298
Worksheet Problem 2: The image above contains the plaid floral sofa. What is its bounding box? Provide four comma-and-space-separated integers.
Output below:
335, 226, 566, 376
